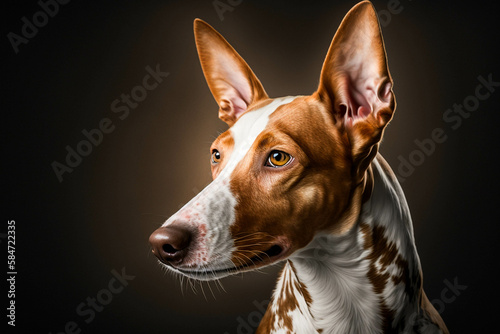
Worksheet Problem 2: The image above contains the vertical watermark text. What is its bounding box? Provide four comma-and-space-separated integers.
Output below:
396, 73, 499, 183
51, 64, 169, 183
7, 0, 72, 54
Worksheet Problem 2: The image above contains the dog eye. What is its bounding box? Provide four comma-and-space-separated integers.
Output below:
211, 149, 221, 163
266, 151, 292, 168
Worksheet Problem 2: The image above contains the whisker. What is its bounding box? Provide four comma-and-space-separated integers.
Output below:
215, 278, 226, 293
199, 280, 208, 301
233, 232, 274, 241
207, 279, 217, 300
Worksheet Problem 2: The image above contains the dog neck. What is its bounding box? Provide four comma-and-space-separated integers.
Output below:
264, 154, 424, 334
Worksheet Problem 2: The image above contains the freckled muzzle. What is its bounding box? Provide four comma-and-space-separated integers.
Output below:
149, 97, 299, 279
149, 177, 236, 274
148, 185, 292, 279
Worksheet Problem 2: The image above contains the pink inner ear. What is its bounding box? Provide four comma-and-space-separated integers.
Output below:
226, 89, 250, 120
337, 72, 392, 126
216, 61, 254, 120
220, 90, 249, 120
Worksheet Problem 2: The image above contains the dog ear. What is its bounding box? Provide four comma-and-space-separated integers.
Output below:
316, 1, 396, 179
194, 19, 268, 127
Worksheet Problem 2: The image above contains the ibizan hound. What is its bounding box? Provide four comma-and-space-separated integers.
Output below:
149, 1, 449, 333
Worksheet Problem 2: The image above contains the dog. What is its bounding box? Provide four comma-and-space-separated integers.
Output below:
149, 1, 449, 333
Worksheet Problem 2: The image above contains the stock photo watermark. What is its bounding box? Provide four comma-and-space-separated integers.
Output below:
51, 64, 169, 183
48, 267, 135, 334
223, 299, 269, 334
213, 0, 243, 21
396, 73, 499, 183
402, 277, 467, 333
377, 0, 413, 27
6, 220, 16, 327
7, 0, 71, 54
222, 276, 466, 334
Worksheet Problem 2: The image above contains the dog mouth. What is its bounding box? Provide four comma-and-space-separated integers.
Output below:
175, 243, 287, 280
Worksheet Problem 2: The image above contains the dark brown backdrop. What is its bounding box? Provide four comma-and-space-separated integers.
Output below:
3, 0, 499, 333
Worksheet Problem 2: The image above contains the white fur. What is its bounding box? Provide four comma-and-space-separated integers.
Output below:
162, 97, 297, 277
280, 155, 425, 333
269, 262, 318, 334
291, 231, 382, 334
223, 96, 297, 178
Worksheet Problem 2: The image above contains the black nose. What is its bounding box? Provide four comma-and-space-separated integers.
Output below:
149, 225, 192, 264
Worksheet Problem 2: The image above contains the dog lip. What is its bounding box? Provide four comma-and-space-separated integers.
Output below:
175, 243, 289, 279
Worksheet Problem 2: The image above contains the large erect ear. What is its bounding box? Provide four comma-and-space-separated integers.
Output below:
316, 1, 395, 178
194, 19, 268, 127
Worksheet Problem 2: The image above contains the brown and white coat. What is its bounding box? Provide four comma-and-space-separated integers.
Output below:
149, 2, 449, 333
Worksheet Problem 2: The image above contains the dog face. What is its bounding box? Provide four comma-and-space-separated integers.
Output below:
150, 1, 395, 280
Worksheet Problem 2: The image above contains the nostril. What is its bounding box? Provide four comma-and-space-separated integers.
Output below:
162, 244, 179, 254
149, 225, 192, 263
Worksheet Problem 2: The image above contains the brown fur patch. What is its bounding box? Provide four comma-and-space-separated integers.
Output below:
210, 130, 234, 179
289, 261, 313, 307
228, 97, 358, 268
256, 264, 295, 333
361, 222, 410, 333
256, 262, 315, 334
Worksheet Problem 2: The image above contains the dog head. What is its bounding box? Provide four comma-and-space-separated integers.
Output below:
149, 1, 395, 280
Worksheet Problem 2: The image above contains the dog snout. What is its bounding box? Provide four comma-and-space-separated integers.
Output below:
149, 225, 192, 265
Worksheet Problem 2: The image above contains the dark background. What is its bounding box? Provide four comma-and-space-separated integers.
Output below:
2, 0, 499, 333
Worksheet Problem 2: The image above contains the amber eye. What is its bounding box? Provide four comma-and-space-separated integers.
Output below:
266, 150, 292, 168
211, 149, 221, 164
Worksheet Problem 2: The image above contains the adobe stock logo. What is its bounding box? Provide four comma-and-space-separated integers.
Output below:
49, 268, 135, 334
7, 0, 71, 54
51, 64, 169, 183
396, 73, 499, 183
224, 299, 269, 334
402, 277, 467, 333
213, 0, 243, 21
